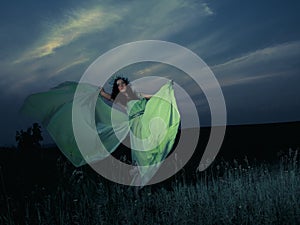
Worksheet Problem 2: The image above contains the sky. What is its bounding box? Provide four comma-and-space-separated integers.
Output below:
0, 0, 300, 146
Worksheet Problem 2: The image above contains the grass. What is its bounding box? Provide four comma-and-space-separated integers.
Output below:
0, 149, 299, 225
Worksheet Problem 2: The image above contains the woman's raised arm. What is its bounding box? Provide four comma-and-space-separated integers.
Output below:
99, 87, 113, 101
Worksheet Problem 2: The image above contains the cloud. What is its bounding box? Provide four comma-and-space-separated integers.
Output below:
13, 0, 214, 65
187, 28, 232, 59
54, 56, 90, 75
201, 3, 214, 15
211, 41, 300, 87
0, 0, 216, 95
133, 0, 214, 40
13, 6, 123, 64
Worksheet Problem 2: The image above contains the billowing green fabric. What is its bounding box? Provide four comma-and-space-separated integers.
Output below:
127, 81, 180, 185
20, 80, 180, 185
20, 82, 128, 167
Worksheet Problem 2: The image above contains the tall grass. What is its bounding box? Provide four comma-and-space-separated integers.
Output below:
1, 149, 299, 225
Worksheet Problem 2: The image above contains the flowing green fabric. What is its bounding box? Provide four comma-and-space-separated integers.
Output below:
20, 82, 128, 166
20, 80, 180, 185
127, 81, 180, 185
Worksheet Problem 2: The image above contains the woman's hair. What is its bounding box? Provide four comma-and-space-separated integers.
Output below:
111, 76, 138, 106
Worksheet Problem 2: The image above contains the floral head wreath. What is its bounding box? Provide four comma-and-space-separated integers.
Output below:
108, 75, 130, 87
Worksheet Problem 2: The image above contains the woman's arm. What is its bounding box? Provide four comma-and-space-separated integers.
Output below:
99, 87, 113, 101
139, 92, 153, 100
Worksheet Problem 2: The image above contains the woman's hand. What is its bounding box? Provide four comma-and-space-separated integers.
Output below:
99, 87, 112, 101
99, 86, 104, 94
139, 92, 152, 99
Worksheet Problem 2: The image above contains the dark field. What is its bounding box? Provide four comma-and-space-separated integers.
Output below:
0, 121, 299, 224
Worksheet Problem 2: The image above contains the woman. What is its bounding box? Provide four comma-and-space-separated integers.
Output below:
21, 76, 180, 186
100, 77, 180, 185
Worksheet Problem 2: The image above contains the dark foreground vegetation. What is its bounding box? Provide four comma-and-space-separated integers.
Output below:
0, 148, 299, 225
0, 121, 299, 224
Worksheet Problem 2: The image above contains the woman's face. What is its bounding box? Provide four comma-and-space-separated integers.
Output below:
117, 79, 127, 93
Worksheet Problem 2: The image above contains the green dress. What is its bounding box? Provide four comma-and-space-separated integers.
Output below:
127, 81, 180, 185
20, 80, 180, 185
